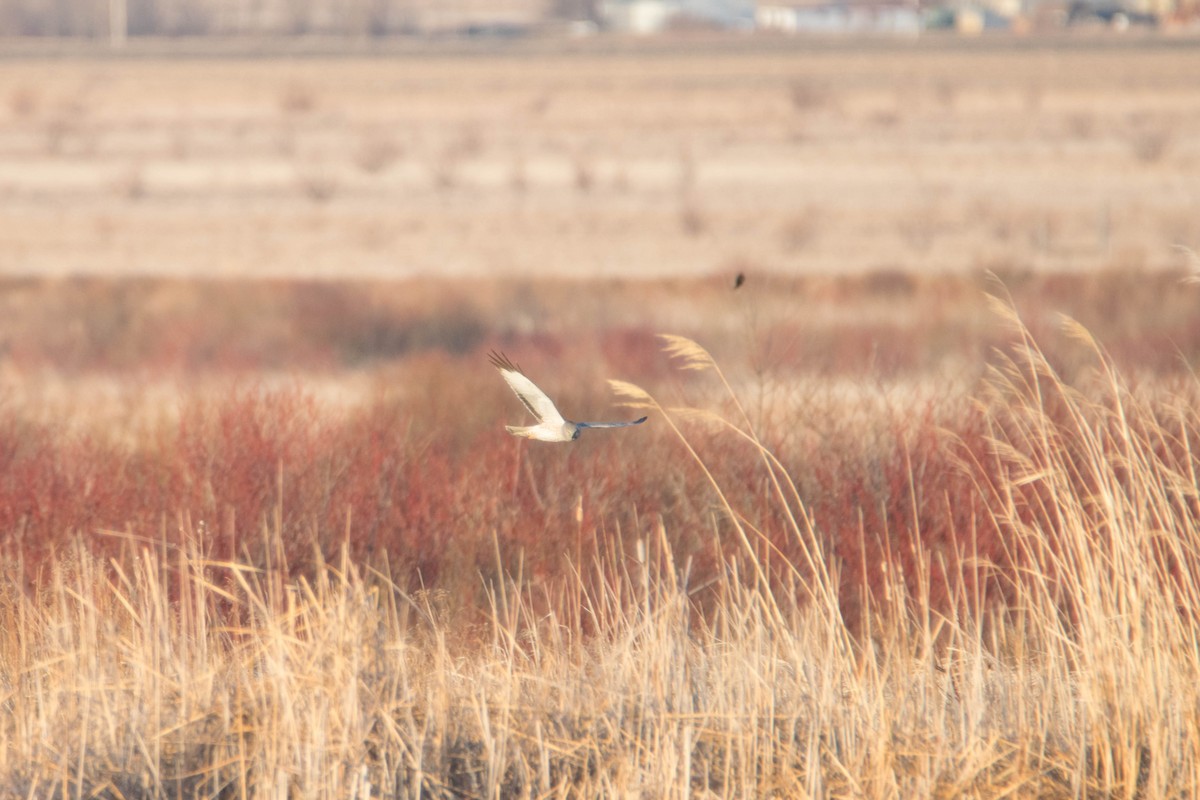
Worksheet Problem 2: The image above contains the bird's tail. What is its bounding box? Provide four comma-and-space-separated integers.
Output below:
505, 425, 536, 439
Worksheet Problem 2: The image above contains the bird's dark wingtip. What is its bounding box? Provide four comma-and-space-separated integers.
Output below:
488, 349, 521, 374
634, 416, 648, 424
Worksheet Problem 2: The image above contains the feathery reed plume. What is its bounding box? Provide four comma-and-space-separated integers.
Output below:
607, 378, 654, 410
659, 334, 717, 371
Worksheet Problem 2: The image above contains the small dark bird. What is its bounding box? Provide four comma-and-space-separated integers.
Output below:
733, 272, 746, 289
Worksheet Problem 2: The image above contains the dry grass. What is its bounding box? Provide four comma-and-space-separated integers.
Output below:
2, 280, 1200, 797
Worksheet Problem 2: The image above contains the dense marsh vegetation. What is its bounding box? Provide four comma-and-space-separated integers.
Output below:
2, 271, 1199, 796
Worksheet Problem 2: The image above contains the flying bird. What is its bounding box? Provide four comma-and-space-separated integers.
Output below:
489, 350, 648, 442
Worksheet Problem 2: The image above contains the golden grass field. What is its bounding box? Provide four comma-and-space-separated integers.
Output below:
2, 36, 1200, 799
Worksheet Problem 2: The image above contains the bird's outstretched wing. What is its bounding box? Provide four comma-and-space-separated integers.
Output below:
489, 351, 566, 425
577, 417, 649, 429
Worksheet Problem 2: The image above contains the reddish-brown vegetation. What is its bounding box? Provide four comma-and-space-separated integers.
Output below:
3, 271, 1199, 632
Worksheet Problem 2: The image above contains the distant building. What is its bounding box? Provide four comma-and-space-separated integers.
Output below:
600, 0, 754, 32
600, 0, 680, 31
756, 1, 921, 33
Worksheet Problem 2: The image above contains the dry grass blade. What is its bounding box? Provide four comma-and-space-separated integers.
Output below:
984, 292, 1025, 332
658, 334, 716, 371
1060, 314, 1099, 351
607, 379, 655, 410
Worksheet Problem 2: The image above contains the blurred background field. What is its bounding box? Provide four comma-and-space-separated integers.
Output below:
1, 38, 1198, 279
3, 28, 1200, 800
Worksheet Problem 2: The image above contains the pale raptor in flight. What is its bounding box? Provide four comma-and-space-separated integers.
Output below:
489, 351, 648, 442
